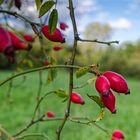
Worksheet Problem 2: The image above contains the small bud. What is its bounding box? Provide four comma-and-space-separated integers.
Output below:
53, 46, 62, 51
95, 75, 111, 96
71, 92, 85, 105
60, 22, 68, 30
44, 59, 50, 65
46, 111, 55, 118
112, 130, 125, 139
103, 71, 130, 95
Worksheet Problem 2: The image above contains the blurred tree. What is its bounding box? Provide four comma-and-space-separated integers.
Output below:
77, 22, 112, 65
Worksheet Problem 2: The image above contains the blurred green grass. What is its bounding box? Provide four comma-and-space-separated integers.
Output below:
0, 70, 139, 140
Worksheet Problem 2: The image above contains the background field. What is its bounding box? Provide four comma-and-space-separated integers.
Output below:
0, 70, 139, 140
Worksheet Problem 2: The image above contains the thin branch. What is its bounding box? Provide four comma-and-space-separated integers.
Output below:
0, 65, 81, 87
31, 91, 54, 121
0, 125, 14, 140
13, 114, 45, 137
15, 133, 51, 140
78, 37, 119, 46
0, 10, 40, 26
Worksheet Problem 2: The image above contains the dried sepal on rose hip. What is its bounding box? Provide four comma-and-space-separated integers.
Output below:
71, 92, 85, 105
112, 130, 125, 139
101, 90, 116, 114
103, 71, 130, 95
46, 111, 55, 118
42, 25, 65, 43
95, 75, 111, 96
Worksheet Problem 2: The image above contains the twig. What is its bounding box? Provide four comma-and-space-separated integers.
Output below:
0, 125, 14, 140
0, 65, 81, 87
14, 133, 51, 140
32, 91, 54, 121
78, 37, 119, 46
13, 114, 45, 137
0, 10, 40, 26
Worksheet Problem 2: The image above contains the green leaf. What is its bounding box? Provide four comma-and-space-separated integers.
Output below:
76, 67, 88, 78
48, 9, 58, 34
47, 69, 57, 84
35, 0, 42, 10
96, 108, 105, 122
39, 0, 55, 17
0, 0, 4, 5
55, 89, 68, 98
87, 94, 105, 108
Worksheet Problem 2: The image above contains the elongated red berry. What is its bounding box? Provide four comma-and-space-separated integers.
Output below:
112, 130, 124, 139
101, 90, 116, 113
111, 137, 120, 140
95, 75, 111, 96
23, 34, 34, 42
71, 92, 85, 105
42, 25, 65, 43
0, 26, 15, 62
46, 111, 55, 118
15, 0, 22, 10
8, 31, 32, 51
53, 46, 62, 51
103, 71, 130, 94
60, 22, 68, 30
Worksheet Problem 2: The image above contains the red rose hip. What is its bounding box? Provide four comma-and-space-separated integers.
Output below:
53, 46, 62, 51
101, 90, 116, 113
71, 92, 85, 105
112, 130, 125, 139
103, 71, 130, 94
111, 137, 120, 140
46, 111, 55, 118
95, 75, 111, 96
42, 25, 65, 43
23, 34, 34, 42
60, 22, 68, 30
8, 31, 32, 51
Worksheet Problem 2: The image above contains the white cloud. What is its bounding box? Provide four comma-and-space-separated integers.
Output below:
109, 18, 132, 29
76, 0, 98, 15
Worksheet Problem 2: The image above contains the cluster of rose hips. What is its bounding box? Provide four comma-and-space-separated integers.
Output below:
0, 26, 33, 62
95, 71, 130, 113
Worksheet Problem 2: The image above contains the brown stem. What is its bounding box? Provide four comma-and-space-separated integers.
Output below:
78, 37, 119, 45
13, 115, 45, 137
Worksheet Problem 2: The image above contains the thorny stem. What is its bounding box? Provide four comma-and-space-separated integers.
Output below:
56, 0, 78, 139
78, 37, 119, 45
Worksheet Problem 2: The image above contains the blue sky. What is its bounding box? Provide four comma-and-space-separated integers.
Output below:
2, 0, 140, 44
57, 0, 140, 43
